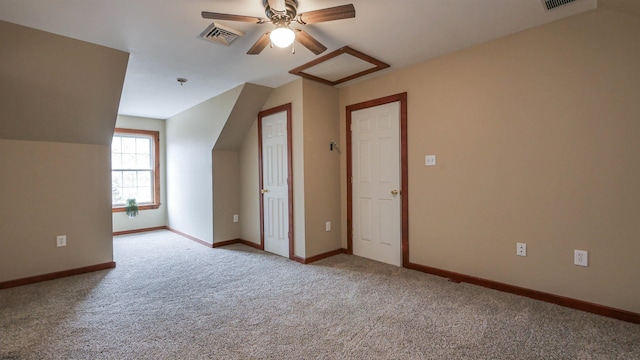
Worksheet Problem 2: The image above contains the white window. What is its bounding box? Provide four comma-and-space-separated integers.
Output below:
111, 128, 160, 211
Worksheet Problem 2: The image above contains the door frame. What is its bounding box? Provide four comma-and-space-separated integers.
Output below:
258, 103, 294, 259
346, 93, 408, 266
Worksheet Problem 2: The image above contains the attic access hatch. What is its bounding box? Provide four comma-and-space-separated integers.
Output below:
289, 47, 389, 86
200, 22, 244, 46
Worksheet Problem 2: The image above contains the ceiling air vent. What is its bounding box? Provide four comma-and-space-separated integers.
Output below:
542, 0, 579, 11
200, 23, 244, 46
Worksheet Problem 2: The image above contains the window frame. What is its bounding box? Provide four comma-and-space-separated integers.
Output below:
111, 128, 161, 212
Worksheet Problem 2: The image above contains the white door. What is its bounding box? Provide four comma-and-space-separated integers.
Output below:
261, 111, 289, 258
352, 101, 401, 266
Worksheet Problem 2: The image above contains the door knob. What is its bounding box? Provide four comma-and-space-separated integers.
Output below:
261, 189, 269, 194
391, 189, 399, 196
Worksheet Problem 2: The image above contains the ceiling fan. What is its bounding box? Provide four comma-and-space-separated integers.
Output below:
202, 0, 356, 55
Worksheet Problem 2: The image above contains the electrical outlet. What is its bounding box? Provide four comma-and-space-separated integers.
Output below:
516, 242, 527, 256
56, 235, 66, 247
574, 250, 588, 267
325, 221, 331, 232
425, 155, 436, 166
233, 214, 239, 223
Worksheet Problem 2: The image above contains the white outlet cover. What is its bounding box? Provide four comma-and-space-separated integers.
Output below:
425, 155, 436, 166
56, 235, 66, 247
325, 221, 331, 232
516, 242, 527, 256
574, 249, 588, 267
233, 214, 239, 223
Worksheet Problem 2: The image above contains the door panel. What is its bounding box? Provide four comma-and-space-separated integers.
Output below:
261, 110, 289, 258
352, 101, 401, 266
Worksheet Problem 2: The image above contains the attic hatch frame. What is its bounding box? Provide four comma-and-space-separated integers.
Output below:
289, 46, 389, 86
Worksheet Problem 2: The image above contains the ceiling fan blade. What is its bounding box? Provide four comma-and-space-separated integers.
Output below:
295, 30, 327, 55
202, 11, 265, 24
296, 4, 355, 24
247, 32, 272, 55
268, 0, 287, 12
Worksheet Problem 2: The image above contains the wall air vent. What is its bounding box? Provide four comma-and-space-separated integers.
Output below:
200, 23, 244, 46
542, 0, 579, 11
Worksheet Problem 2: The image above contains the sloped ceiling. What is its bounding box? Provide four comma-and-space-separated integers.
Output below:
214, 83, 273, 151
0, 21, 129, 145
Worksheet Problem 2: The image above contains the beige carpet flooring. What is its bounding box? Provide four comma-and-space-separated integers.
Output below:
1, 230, 639, 359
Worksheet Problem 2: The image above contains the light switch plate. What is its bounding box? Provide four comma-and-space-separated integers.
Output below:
425, 155, 436, 166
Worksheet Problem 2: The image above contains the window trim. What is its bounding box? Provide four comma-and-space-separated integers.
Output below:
112, 128, 161, 212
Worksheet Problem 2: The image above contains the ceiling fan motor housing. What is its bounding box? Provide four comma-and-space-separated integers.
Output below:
264, 0, 298, 20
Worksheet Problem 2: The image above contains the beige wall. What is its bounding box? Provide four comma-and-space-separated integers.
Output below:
0, 141, 113, 281
339, 9, 640, 313
239, 120, 261, 244
0, 21, 128, 282
211, 84, 272, 244
302, 81, 342, 257
599, 0, 640, 17
166, 83, 272, 244
165, 85, 243, 243
212, 150, 241, 242
113, 115, 167, 233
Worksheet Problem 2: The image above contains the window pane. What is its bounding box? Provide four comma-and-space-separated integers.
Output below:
136, 138, 150, 154
112, 171, 124, 205
112, 153, 122, 169
112, 171, 122, 187
123, 188, 137, 201
122, 154, 136, 169
137, 154, 150, 169
122, 137, 136, 153
112, 191, 124, 205
112, 137, 122, 153
137, 171, 151, 187
123, 171, 137, 188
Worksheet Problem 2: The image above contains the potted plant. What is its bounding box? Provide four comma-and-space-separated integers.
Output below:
125, 198, 139, 218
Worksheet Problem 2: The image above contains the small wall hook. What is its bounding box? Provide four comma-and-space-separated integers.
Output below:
330, 141, 341, 153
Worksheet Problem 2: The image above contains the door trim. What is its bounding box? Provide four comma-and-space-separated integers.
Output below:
258, 103, 294, 259
346, 93, 408, 266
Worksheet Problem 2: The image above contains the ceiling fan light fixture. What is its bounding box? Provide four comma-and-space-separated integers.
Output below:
270, 24, 295, 48
202, 2, 355, 55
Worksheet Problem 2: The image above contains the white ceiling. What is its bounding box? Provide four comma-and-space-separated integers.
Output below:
0, 0, 598, 119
